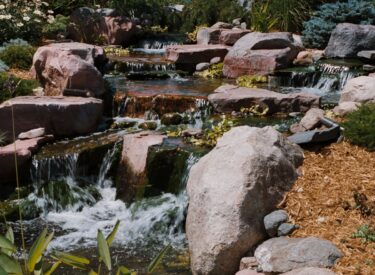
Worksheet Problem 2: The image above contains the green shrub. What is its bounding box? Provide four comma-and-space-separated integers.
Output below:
0, 43, 36, 70
0, 73, 39, 103
236, 75, 268, 88
302, 0, 375, 49
341, 103, 375, 151
42, 14, 70, 39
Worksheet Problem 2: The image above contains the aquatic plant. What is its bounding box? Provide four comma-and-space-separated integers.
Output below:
302, 0, 375, 49
341, 103, 375, 151
196, 63, 223, 79
236, 75, 268, 88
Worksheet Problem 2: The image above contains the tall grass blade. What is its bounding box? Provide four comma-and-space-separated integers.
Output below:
98, 229, 112, 271
0, 252, 22, 274
147, 245, 171, 273
106, 220, 120, 247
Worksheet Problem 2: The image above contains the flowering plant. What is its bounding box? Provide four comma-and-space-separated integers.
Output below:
0, 0, 54, 43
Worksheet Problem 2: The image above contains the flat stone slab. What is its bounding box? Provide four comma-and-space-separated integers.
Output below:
208, 85, 320, 114
358, 50, 375, 60
0, 96, 103, 143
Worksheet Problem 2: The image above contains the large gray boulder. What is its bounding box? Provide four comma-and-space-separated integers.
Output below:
186, 126, 304, 275
255, 237, 342, 273
325, 23, 375, 58
223, 32, 302, 78
0, 96, 103, 143
208, 85, 320, 114
340, 76, 375, 104
31, 42, 107, 96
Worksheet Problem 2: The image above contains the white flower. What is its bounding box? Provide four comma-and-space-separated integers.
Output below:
34, 18, 41, 23
0, 15, 5, 20
0, 4, 5, 10
23, 16, 30, 21
5, 14, 11, 19
47, 9, 53, 14
33, 10, 42, 16
16, 22, 24, 27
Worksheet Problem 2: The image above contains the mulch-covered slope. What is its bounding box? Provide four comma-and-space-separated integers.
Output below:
282, 142, 375, 275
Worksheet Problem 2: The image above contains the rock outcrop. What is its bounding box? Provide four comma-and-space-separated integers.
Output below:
68, 7, 136, 45
166, 44, 230, 72
197, 27, 251, 46
186, 126, 304, 275
223, 32, 302, 78
0, 96, 103, 143
31, 42, 107, 96
255, 237, 342, 273
208, 85, 320, 114
339, 76, 375, 104
325, 23, 375, 58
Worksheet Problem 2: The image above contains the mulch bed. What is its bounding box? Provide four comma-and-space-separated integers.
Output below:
282, 142, 375, 275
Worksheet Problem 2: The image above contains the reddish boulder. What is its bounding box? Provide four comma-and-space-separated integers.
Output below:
208, 85, 320, 114
0, 96, 103, 143
166, 44, 230, 72
197, 27, 251, 46
223, 32, 302, 78
31, 42, 107, 96
219, 29, 251, 46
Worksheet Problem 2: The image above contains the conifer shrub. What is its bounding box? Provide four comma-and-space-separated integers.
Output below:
341, 103, 375, 151
0, 40, 36, 70
302, 0, 375, 49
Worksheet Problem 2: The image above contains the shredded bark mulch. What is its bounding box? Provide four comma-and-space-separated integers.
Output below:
282, 142, 375, 275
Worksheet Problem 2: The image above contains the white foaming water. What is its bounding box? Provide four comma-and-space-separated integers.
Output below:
42, 150, 199, 251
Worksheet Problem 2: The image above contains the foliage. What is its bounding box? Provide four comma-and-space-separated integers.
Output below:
236, 75, 268, 88
0, 73, 38, 103
181, 0, 248, 32
250, 1, 279, 33
0, 42, 36, 70
352, 225, 375, 243
105, 47, 130, 57
0, 0, 55, 43
186, 24, 207, 43
0, 220, 169, 274
0, 59, 8, 72
302, 0, 375, 49
189, 116, 235, 147
240, 105, 269, 116
196, 63, 223, 79
46, 0, 109, 16
42, 14, 70, 39
341, 103, 375, 151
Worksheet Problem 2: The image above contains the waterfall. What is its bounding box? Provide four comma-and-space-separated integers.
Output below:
121, 62, 176, 72
139, 40, 181, 50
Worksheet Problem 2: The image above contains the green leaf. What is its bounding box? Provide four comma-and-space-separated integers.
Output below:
44, 261, 62, 275
52, 251, 89, 270
0, 264, 7, 275
116, 266, 133, 275
106, 220, 120, 247
0, 235, 16, 252
97, 230, 112, 271
27, 228, 54, 272
88, 270, 98, 275
0, 252, 22, 275
147, 245, 171, 273
5, 227, 14, 244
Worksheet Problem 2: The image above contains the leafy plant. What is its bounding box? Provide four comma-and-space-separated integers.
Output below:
196, 63, 223, 79
0, 73, 39, 103
352, 225, 375, 243
341, 103, 375, 151
0, 43, 36, 70
42, 14, 70, 39
105, 47, 130, 57
186, 24, 208, 43
236, 75, 268, 88
302, 0, 375, 49
250, 1, 279, 32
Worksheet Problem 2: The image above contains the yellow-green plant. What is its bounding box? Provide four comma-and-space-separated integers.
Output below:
196, 63, 223, 79
186, 25, 207, 43
240, 105, 269, 116
104, 47, 130, 57
236, 75, 268, 88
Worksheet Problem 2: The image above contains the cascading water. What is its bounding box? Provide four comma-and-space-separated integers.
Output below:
122, 62, 176, 73
25, 143, 201, 252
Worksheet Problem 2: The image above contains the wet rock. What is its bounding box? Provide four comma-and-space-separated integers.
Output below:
182, 128, 203, 138
161, 113, 183, 126
333, 102, 360, 116
166, 44, 230, 72
186, 126, 304, 275
255, 237, 342, 273
264, 210, 289, 237
196, 62, 210, 72
293, 51, 313, 66
208, 85, 320, 115
277, 223, 297, 237
0, 136, 54, 191
210, 56, 222, 64
31, 42, 106, 96
211, 22, 233, 29
358, 50, 375, 61
68, 7, 136, 45
116, 131, 165, 203
223, 32, 302, 78
340, 76, 375, 104
138, 121, 158, 130
0, 96, 103, 143
239, 257, 259, 271
282, 267, 336, 275
290, 108, 325, 134
325, 24, 375, 58
18, 128, 45, 140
